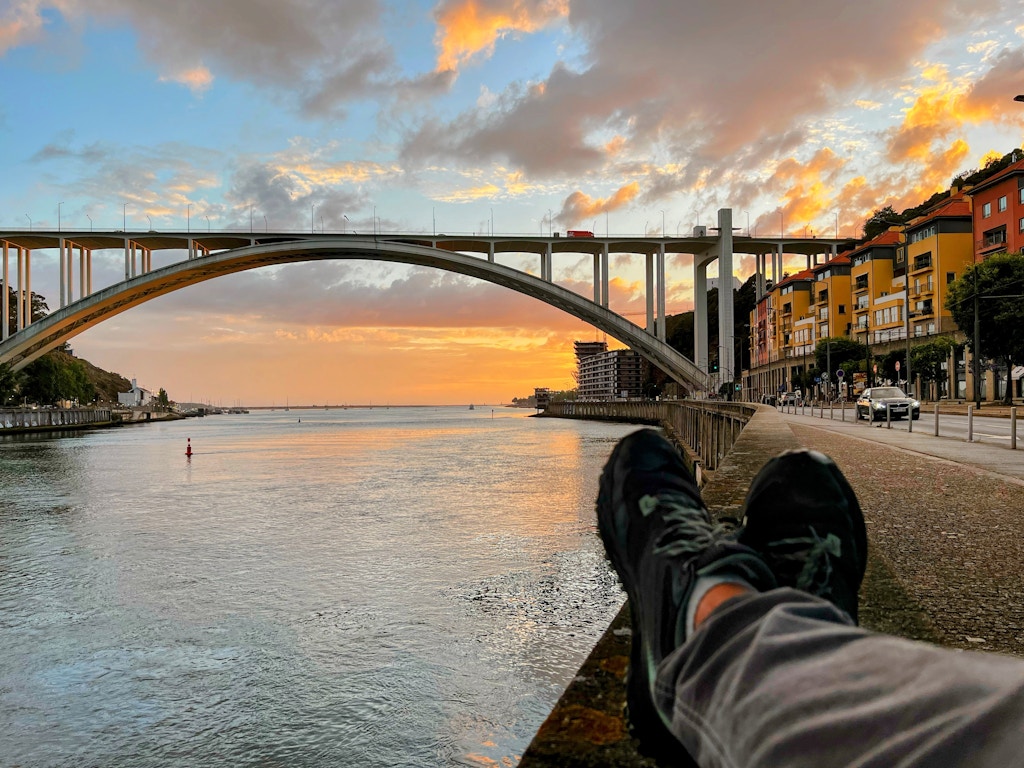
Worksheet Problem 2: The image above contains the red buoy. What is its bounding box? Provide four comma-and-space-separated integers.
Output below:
186, 438, 193, 457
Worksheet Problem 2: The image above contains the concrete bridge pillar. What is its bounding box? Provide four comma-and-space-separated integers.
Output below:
542, 243, 552, 282
694, 259, 708, 374
718, 208, 735, 391
601, 243, 609, 308
488, 242, 495, 263
59, 238, 66, 307
645, 252, 655, 334
1, 241, 8, 341
592, 252, 601, 304
657, 244, 666, 341
16, 247, 29, 330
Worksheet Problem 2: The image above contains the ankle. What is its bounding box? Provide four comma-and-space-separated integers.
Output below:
687, 579, 755, 636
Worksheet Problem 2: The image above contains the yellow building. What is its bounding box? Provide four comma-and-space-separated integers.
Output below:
899, 192, 974, 339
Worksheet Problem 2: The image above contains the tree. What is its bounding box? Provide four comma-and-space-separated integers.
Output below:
3, 281, 49, 335
945, 252, 1024, 405
157, 388, 170, 406
814, 337, 866, 374
910, 337, 957, 395
19, 353, 95, 405
0, 362, 21, 406
862, 206, 904, 240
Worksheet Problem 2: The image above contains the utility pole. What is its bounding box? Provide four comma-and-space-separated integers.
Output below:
973, 271, 982, 408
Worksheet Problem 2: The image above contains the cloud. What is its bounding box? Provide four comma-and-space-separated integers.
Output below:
433, 0, 568, 72
158, 64, 214, 94
137, 261, 591, 333
403, 0, 988, 177
558, 182, 638, 225
0, 0, 48, 56
14, 1, 407, 113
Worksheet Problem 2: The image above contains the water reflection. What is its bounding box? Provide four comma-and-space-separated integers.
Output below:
0, 408, 638, 766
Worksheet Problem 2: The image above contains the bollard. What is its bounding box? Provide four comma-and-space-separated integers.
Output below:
908, 402, 913, 433
829, 400, 834, 420
1012, 407, 1017, 450
967, 405, 974, 442
841, 400, 845, 422
886, 403, 892, 429
934, 403, 939, 437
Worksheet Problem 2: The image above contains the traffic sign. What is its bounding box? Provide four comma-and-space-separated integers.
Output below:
836, 369, 844, 379
815, 376, 821, 383
873, 364, 877, 373
821, 371, 829, 380
895, 361, 901, 372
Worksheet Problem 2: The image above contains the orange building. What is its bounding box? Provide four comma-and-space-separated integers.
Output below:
969, 156, 1024, 260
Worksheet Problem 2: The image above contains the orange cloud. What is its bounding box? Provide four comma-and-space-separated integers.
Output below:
0, 1, 46, 55
159, 64, 214, 93
434, 0, 568, 72
559, 182, 639, 225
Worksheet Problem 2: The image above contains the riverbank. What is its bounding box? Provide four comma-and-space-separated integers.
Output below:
0, 407, 185, 435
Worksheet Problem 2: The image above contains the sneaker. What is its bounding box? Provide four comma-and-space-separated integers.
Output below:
597, 429, 775, 756
737, 449, 867, 623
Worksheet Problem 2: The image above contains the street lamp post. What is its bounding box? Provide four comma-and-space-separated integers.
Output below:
187, 203, 192, 233
86, 214, 93, 232
660, 210, 666, 236
205, 215, 210, 233
25, 214, 31, 231
58, 201, 63, 232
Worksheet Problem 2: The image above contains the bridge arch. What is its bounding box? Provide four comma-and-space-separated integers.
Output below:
0, 238, 710, 391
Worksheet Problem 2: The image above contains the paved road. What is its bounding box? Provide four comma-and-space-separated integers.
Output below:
778, 407, 1024, 483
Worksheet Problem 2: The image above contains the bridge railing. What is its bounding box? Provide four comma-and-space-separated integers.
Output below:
541, 400, 755, 474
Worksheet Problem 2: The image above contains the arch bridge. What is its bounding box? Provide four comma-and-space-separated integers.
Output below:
1, 209, 851, 393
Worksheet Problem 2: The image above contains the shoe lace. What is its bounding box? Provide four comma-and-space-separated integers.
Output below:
639, 494, 725, 559
767, 527, 842, 594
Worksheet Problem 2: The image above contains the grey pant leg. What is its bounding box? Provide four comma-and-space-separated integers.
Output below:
655, 588, 1024, 768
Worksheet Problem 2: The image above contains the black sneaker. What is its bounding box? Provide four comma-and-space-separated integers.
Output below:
597, 429, 775, 758
737, 449, 867, 623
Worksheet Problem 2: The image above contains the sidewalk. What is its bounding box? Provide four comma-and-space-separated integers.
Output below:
777, 406, 1024, 483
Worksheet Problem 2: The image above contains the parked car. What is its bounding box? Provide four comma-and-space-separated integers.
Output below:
780, 392, 801, 406
855, 387, 920, 421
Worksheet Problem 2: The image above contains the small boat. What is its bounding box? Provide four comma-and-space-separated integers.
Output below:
469, 404, 475, 410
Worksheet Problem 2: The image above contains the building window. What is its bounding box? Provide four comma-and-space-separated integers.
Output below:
1019, 187, 1024, 205
982, 202, 992, 218
1020, 217, 1024, 234
946, 272, 955, 285
909, 225, 936, 243
838, 304, 846, 314
998, 195, 1008, 212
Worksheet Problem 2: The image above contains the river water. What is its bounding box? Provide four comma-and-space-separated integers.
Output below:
0, 408, 637, 767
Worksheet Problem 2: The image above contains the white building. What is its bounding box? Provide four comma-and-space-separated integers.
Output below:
578, 349, 644, 400
117, 378, 153, 407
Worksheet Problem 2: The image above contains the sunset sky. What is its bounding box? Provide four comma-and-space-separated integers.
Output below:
2, 0, 1023, 405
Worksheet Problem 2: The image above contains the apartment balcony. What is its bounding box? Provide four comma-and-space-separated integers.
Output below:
911, 281, 934, 298
977, 229, 1007, 255
911, 255, 933, 272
